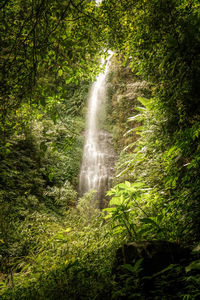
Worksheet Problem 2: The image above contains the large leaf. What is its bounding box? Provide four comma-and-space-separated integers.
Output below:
137, 97, 153, 110
109, 195, 124, 206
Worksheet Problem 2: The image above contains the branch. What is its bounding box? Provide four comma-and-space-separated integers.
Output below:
69, 0, 100, 25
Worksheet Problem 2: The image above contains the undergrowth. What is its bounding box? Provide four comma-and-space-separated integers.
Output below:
0, 192, 122, 300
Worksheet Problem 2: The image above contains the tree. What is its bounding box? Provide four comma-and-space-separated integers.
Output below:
0, 0, 106, 145
102, 0, 200, 129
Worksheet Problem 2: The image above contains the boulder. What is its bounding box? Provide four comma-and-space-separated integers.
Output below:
112, 240, 193, 298
112, 241, 191, 278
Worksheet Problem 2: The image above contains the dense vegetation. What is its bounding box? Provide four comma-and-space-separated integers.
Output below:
1, 0, 200, 299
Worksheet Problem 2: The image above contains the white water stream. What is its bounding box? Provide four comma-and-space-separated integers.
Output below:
79, 53, 115, 208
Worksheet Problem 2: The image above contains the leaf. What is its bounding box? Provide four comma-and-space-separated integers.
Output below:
131, 182, 145, 189
137, 97, 153, 110
113, 227, 124, 235
65, 78, 73, 84
133, 258, 144, 272
106, 189, 115, 196
185, 260, 200, 273
5, 148, 11, 155
122, 259, 144, 273
109, 195, 124, 206
103, 207, 116, 212
21, 263, 30, 273
124, 126, 143, 137
128, 114, 142, 122
58, 69, 63, 76
153, 264, 178, 277
140, 217, 159, 228
192, 244, 200, 253
104, 214, 112, 220
124, 181, 131, 187
122, 264, 135, 273
48, 172, 54, 182
137, 227, 150, 237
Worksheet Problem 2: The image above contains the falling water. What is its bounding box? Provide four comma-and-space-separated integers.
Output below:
79, 53, 115, 208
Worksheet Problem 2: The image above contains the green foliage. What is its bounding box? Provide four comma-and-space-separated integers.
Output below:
101, 5, 200, 250
0, 71, 89, 295
104, 180, 172, 242
1, 0, 200, 299
0, 193, 120, 300
104, 181, 145, 239
112, 255, 200, 299
0, 0, 107, 147
110, 79, 200, 242
112, 259, 144, 299
103, 0, 200, 129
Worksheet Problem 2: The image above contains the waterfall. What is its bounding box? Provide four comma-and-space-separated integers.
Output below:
79, 53, 115, 208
